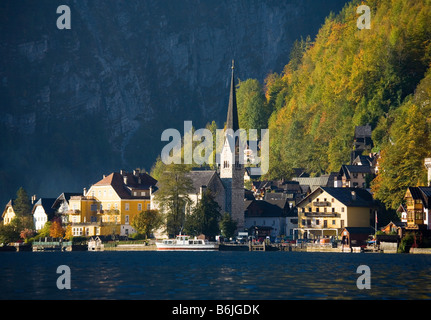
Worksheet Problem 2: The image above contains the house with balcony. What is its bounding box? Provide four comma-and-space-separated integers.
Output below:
295, 187, 376, 240
66, 170, 157, 237
404, 186, 431, 230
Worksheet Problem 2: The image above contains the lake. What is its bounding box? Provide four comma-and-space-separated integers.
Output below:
1, 251, 430, 300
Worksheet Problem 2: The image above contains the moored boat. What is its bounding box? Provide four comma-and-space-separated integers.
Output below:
156, 235, 219, 251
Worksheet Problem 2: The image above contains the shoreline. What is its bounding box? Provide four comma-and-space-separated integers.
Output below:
3, 242, 431, 254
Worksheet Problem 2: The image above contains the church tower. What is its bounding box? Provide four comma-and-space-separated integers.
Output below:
220, 61, 245, 231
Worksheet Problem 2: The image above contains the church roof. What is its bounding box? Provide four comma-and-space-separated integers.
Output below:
186, 170, 219, 194
225, 61, 239, 132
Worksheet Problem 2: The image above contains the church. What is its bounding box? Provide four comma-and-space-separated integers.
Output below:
179, 62, 245, 231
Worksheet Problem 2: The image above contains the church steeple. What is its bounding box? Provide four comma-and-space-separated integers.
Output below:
225, 60, 239, 132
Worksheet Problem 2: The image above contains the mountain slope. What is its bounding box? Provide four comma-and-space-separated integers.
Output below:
0, 0, 349, 205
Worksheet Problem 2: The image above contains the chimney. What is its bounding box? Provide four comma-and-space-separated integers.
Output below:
83, 188, 87, 196
123, 176, 128, 185
31, 195, 37, 205
200, 185, 207, 195
425, 158, 431, 186
351, 191, 357, 201
133, 169, 140, 176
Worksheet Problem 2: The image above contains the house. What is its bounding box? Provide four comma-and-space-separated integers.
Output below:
380, 221, 406, 237
244, 199, 288, 238
335, 164, 374, 188
350, 124, 373, 164
52, 192, 82, 224
296, 187, 376, 240
2, 200, 16, 225
404, 186, 431, 230
32, 198, 57, 231
67, 170, 157, 237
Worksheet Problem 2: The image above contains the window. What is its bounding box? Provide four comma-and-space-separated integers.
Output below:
142, 191, 146, 196
147, 204, 151, 210
125, 215, 129, 224
302, 208, 305, 213
138, 203, 142, 211
332, 208, 335, 213
308, 207, 312, 212
315, 219, 320, 225
90, 204, 97, 211
332, 220, 336, 225
125, 203, 129, 211
341, 207, 345, 213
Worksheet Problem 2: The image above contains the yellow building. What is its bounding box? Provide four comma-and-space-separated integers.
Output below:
404, 187, 431, 230
296, 187, 376, 240
2, 200, 16, 225
66, 170, 157, 237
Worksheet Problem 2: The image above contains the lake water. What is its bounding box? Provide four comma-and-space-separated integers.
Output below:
1, 251, 430, 300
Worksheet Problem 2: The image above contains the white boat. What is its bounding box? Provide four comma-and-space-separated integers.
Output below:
156, 235, 219, 251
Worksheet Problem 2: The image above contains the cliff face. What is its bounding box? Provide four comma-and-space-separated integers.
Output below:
0, 0, 348, 203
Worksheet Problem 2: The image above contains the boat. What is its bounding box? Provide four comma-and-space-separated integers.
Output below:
156, 234, 219, 251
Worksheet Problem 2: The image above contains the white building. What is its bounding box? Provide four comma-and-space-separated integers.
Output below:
32, 198, 57, 231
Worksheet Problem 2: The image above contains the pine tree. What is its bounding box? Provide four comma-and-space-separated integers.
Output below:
14, 187, 32, 217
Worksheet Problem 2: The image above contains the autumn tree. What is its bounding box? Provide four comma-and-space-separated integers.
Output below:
132, 209, 163, 239
50, 219, 65, 239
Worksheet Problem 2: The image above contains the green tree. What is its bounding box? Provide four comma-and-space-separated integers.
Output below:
0, 223, 20, 244
14, 187, 32, 217
153, 164, 194, 237
184, 190, 221, 239
236, 79, 268, 136
132, 209, 163, 239
219, 212, 237, 239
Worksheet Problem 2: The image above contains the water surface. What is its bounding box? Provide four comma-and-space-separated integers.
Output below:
1, 251, 430, 300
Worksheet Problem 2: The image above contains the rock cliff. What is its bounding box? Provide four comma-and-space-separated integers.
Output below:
0, 0, 347, 203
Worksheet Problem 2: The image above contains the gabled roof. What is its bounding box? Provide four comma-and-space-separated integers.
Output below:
339, 165, 373, 179
296, 187, 374, 207
354, 125, 372, 138
407, 187, 431, 209
32, 198, 57, 218
186, 170, 220, 194
245, 200, 286, 218
94, 172, 131, 199
2, 199, 15, 218
52, 192, 82, 209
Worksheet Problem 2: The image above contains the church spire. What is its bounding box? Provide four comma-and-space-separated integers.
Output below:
225, 60, 239, 132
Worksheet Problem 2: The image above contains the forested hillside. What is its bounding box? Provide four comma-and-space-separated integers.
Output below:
245, 0, 431, 209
